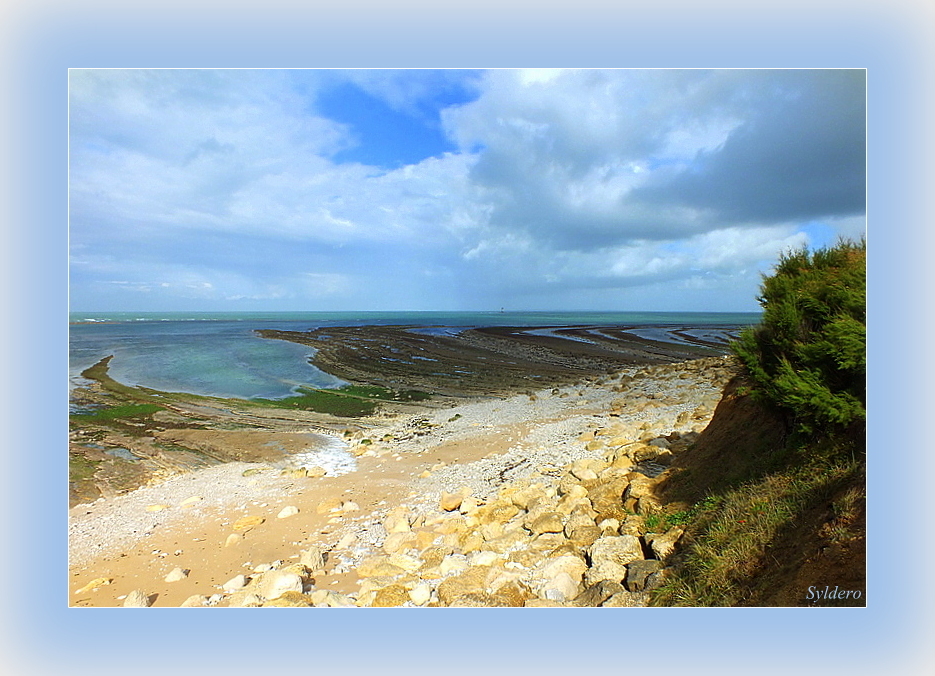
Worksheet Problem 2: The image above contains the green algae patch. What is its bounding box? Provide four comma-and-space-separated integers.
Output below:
248, 385, 432, 417
70, 403, 164, 422
249, 388, 378, 417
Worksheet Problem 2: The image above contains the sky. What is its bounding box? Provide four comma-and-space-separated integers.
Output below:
68, 68, 867, 313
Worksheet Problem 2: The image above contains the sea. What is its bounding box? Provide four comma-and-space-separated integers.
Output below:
69, 311, 761, 401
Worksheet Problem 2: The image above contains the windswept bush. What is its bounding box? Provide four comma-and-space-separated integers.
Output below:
732, 239, 866, 436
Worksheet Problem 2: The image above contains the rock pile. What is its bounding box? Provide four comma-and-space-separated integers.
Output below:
169, 356, 734, 608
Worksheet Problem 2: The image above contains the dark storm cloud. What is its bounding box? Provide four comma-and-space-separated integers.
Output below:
632, 70, 866, 225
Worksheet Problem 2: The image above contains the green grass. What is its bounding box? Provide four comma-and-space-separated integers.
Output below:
650, 458, 861, 607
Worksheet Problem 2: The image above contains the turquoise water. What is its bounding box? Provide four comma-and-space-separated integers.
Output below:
69, 311, 761, 399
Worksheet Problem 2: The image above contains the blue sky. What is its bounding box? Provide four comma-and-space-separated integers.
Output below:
68, 69, 866, 312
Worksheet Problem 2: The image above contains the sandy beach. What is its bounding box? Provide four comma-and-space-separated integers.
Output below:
69, 352, 736, 607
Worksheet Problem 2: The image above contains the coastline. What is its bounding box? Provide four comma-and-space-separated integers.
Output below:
69, 344, 738, 607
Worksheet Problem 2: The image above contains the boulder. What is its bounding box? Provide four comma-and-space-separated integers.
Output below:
372, 584, 411, 607
276, 505, 299, 519
231, 516, 265, 532
382, 506, 412, 533
300, 546, 326, 571
356, 557, 406, 578
222, 575, 247, 592
256, 571, 305, 600
179, 595, 208, 607
541, 572, 580, 602
440, 491, 465, 512
529, 512, 565, 536
565, 524, 602, 546
409, 583, 433, 606
164, 567, 189, 583
587, 477, 630, 522
625, 559, 664, 592
602, 591, 649, 607
586, 535, 644, 586
386, 552, 423, 573
227, 592, 264, 607
437, 566, 490, 606
123, 589, 152, 607
648, 527, 684, 561
383, 531, 417, 555
573, 580, 625, 607
262, 591, 312, 607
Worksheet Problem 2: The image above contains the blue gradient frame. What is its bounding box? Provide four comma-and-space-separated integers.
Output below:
2, 2, 931, 675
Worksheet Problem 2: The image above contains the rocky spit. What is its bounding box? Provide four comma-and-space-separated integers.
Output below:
70, 356, 737, 607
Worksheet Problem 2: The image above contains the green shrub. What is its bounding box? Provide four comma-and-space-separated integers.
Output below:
732, 239, 865, 435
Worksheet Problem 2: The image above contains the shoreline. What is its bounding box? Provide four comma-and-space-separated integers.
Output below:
69, 354, 738, 607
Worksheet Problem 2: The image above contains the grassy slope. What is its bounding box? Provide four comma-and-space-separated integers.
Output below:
650, 375, 866, 606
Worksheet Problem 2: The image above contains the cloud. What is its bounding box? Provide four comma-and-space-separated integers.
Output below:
442, 69, 865, 253
69, 69, 866, 312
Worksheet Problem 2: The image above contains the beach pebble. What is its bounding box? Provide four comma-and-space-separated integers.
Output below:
223, 575, 247, 592
123, 589, 152, 607
232, 516, 264, 532
256, 571, 304, 600
409, 583, 432, 606
300, 546, 325, 570
225, 533, 242, 547
75, 577, 112, 594
277, 506, 299, 519
180, 595, 208, 607
164, 567, 189, 582
439, 491, 464, 512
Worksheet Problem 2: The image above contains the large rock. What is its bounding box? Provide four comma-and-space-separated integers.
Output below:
227, 592, 264, 607
480, 502, 521, 525
179, 595, 208, 607
538, 555, 588, 583
647, 527, 685, 561
541, 572, 580, 602
586, 535, 644, 585
232, 515, 265, 532
164, 567, 189, 583
383, 506, 412, 533
409, 583, 433, 606
625, 559, 664, 592
123, 589, 152, 607
300, 546, 326, 571
222, 575, 247, 592
437, 566, 490, 606
383, 531, 417, 554
386, 552, 423, 573
262, 591, 312, 607
529, 512, 564, 536
587, 477, 631, 522
573, 580, 625, 607
372, 584, 410, 607
602, 591, 649, 607
277, 505, 299, 519
440, 491, 465, 512
256, 571, 305, 600
356, 556, 406, 578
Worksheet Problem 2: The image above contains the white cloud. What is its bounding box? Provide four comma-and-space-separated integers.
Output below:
69, 69, 865, 312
